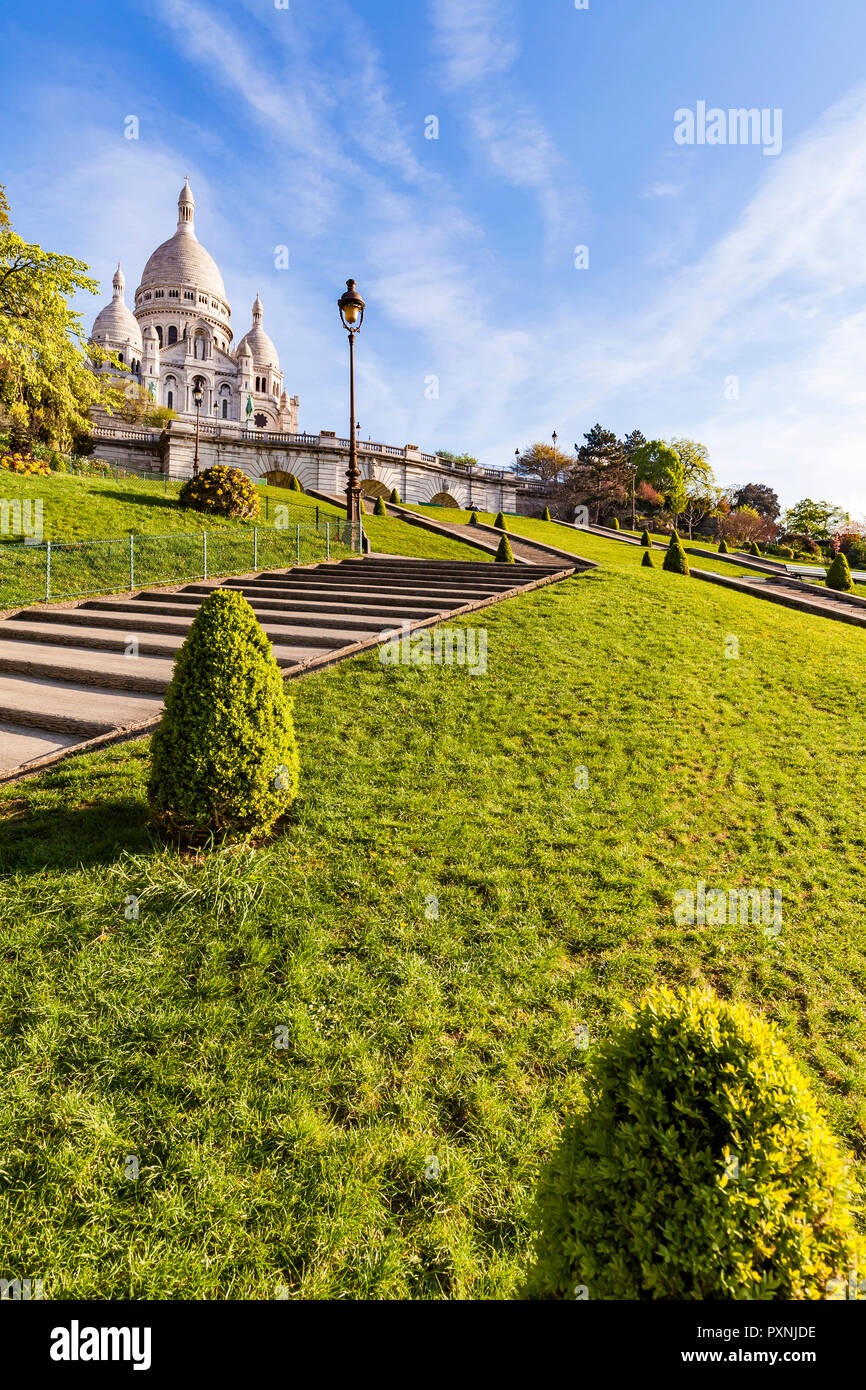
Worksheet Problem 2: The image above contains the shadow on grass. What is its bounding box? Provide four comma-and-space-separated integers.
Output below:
0, 797, 153, 873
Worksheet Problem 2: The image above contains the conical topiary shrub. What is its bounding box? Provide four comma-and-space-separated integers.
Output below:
641, 549, 655, 568
668, 529, 681, 547
357, 495, 366, 515
287, 473, 301, 492
826, 552, 854, 592
612, 517, 620, 530
495, 534, 515, 563
389, 487, 401, 504
148, 589, 299, 842
526, 986, 862, 1300
640, 529, 651, 548
718, 538, 729, 553
542, 507, 551, 522
373, 495, 387, 516
493, 511, 508, 530
749, 541, 761, 556
469, 511, 480, 525
663, 540, 690, 575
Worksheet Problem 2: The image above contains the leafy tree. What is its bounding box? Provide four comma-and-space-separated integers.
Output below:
717, 505, 777, 548
108, 382, 175, 429
0, 182, 118, 451
668, 437, 712, 488
631, 440, 685, 522
732, 482, 781, 519
622, 428, 647, 528
784, 498, 849, 541
436, 448, 478, 469
515, 441, 573, 485
680, 482, 726, 540
571, 424, 628, 524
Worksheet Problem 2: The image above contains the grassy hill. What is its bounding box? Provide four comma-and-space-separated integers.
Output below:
1, 553, 864, 1298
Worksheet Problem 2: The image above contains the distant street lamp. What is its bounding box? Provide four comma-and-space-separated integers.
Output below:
337, 278, 366, 525
192, 381, 204, 477
552, 430, 558, 483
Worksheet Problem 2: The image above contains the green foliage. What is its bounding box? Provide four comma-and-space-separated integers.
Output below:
784, 499, 849, 541
749, 541, 761, 556
718, 539, 729, 553
663, 540, 690, 575
179, 465, 260, 520
495, 534, 515, 563
389, 488, 401, 504
527, 987, 862, 1300
640, 529, 651, 548
0, 182, 118, 450
826, 552, 854, 592
148, 589, 299, 842
373, 495, 387, 516
469, 511, 480, 526
779, 546, 794, 560
668, 530, 681, 546
542, 507, 551, 522
357, 495, 366, 515
287, 474, 302, 492
493, 511, 507, 530
641, 549, 655, 568
631, 440, 686, 516
611, 517, 620, 530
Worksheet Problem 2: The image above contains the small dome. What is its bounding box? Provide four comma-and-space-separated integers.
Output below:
142, 324, 158, 340
235, 294, 280, 369
237, 339, 253, 358
92, 262, 142, 350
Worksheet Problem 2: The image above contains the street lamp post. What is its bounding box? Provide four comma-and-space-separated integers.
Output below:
337, 279, 366, 526
193, 382, 204, 478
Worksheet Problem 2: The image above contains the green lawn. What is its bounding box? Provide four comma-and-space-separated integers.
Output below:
362, 513, 491, 561
1, 558, 865, 1299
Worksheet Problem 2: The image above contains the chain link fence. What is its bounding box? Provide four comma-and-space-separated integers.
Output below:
0, 520, 363, 609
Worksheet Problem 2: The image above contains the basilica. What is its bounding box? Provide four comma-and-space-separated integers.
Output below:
90, 178, 299, 432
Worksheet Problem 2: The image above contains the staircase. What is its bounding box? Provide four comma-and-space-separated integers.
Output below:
0, 556, 577, 778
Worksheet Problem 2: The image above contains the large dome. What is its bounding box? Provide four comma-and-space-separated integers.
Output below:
136, 179, 227, 302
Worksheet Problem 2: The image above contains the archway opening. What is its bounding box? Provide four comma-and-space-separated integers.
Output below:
428, 491, 460, 509
262, 469, 304, 492
359, 479, 390, 499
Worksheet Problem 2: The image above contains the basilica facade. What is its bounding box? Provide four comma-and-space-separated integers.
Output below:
90, 178, 299, 433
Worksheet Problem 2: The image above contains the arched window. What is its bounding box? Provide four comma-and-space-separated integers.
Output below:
168, 326, 178, 346
222, 399, 228, 419
167, 390, 174, 409
155, 326, 163, 347
117, 351, 124, 364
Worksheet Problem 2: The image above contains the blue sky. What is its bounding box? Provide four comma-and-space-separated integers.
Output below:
3, 0, 866, 512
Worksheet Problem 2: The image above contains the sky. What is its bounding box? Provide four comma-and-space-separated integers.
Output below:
2, 0, 866, 514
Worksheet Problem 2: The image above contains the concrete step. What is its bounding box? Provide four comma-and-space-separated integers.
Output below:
0, 674, 163, 736
0, 639, 175, 694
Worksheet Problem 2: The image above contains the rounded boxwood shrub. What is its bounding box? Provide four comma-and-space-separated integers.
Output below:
389, 487, 401, 504
718, 538, 729, 553
542, 507, 552, 522
148, 589, 299, 842
495, 534, 515, 563
469, 511, 480, 526
641, 549, 655, 568
179, 464, 259, 520
640, 529, 652, 548
493, 511, 508, 530
826, 552, 854, 592
373, 495, 387, 516
663, 541, 690, 575
526, 987, 862, 1301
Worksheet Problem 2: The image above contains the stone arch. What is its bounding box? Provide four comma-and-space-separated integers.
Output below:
428, 490, 461, 509
359, 478, 390, 499
261, 469, 304, 491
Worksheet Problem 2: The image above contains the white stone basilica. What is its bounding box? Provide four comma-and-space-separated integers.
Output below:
90, 178, 299, 432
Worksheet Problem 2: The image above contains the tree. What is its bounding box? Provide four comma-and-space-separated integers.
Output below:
573, 424, 628, 524
437, 448, 478, 469
622, 428, 647, 529
783, 499, 849, 541
515, 441, 573, 486
0, 182, 118, 451
717, 505, 777, 548
631, 440, 685, 523
680, 482, 726, 540
107, 382, 175, 429
668, 438, 712, 489
732, 482, 781, 519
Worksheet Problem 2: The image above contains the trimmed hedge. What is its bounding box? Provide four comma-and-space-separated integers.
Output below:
826, 552, 854, 592
147, 589, 299, 842
526, 987, 862, 1300
663, 541, 690, 575
179, 464, 259, 519
495, 534, 515, 563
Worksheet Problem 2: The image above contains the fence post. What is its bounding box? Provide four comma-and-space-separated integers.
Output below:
203, 531, 208, 581
316, 505, 319, 529
129, 533, 135, 591
254, 526, 258, 571
296, 522, 301, 566
164, 476, 167, 496
326, 522, 330, 561
266, 495, 269, 522
45, 540, 51, 602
